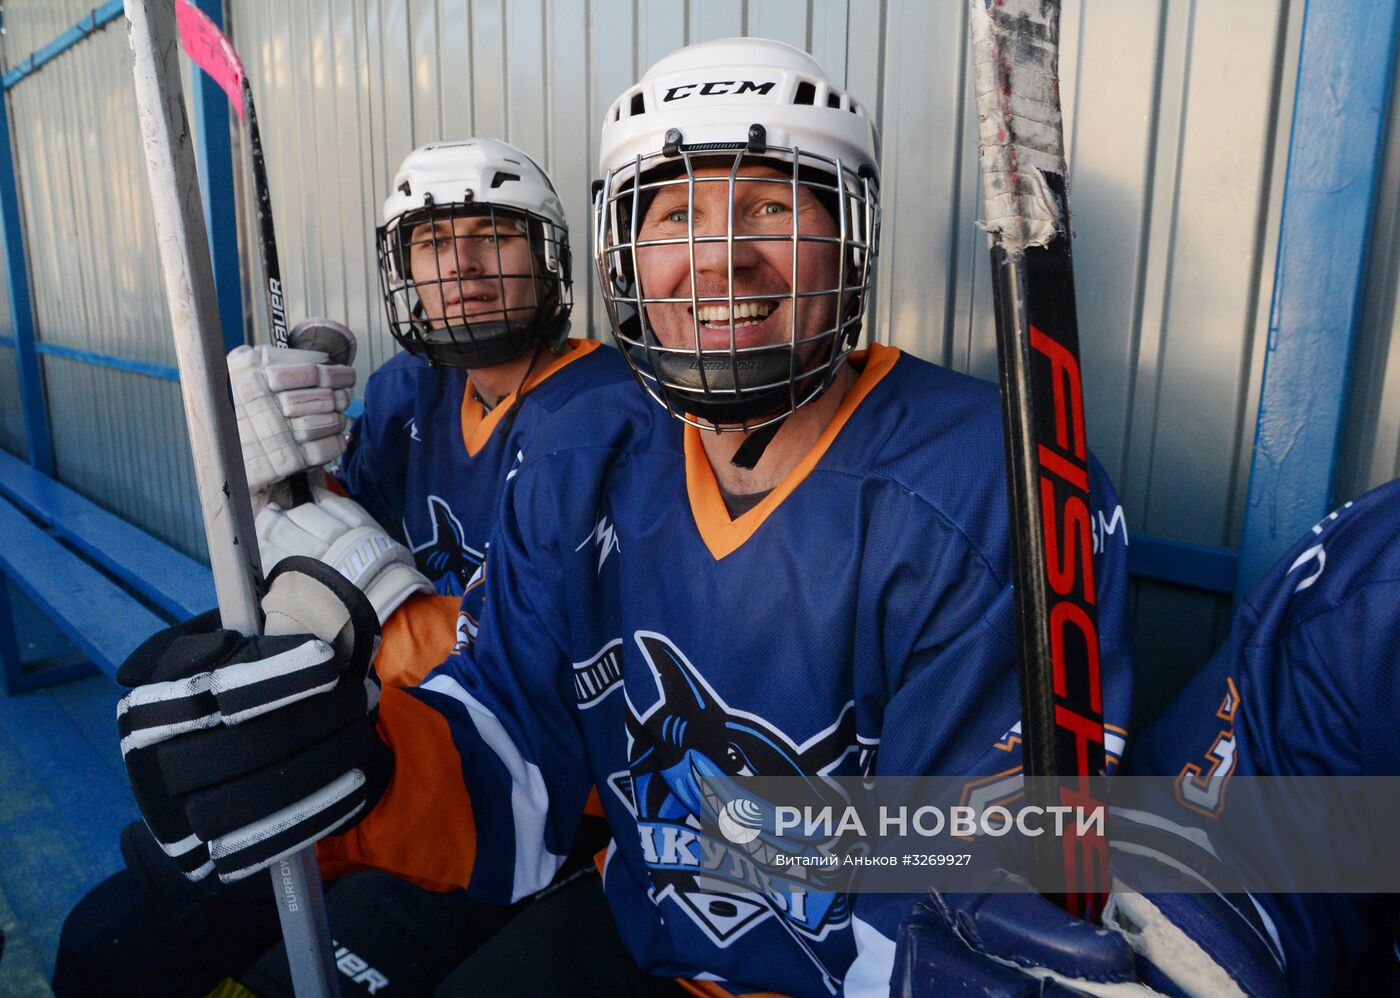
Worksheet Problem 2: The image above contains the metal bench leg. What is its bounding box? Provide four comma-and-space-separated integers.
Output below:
0, 578, 24, 695
0, 578, 98, 694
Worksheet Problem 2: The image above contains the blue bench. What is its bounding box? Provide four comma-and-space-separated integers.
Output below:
0, 447, 215, 693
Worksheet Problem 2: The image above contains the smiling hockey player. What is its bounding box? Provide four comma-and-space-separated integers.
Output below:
112, 39, 1134, 996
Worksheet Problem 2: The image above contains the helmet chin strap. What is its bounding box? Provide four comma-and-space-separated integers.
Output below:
728, 418, 785, 471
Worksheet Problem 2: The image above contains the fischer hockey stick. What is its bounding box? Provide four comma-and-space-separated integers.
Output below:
968, 0, 1109, 921
125, 1, 341, 994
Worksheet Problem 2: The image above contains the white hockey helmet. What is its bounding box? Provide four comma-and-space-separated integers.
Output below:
593, 38, 881, 431
378, 139, 572, 368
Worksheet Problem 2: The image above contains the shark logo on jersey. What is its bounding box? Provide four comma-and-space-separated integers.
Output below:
576, 515, 620, 574
406, 495, 483, 595
611, 631, 858, 977
454, 559, 487, 648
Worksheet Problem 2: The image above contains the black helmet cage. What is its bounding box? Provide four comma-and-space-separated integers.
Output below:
594, 145, 879, 431
377, 200, 573, 369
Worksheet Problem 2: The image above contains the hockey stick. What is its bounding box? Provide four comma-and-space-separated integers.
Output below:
125, 2, 341, 994
968, 0, 1109, 921
175, 0, 287, 348
175, 0, 356, 507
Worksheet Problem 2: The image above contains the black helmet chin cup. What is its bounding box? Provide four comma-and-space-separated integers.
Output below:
622, 320, 835, 428
393, 299, 569, 369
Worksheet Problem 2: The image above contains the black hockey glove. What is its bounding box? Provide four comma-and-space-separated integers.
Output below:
117, 556, 393, 884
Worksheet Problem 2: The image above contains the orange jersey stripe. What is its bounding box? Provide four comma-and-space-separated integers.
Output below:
375, 593, 460, 687
321, 474, 348, 498
684, 345, 900, 561
584, 785, 605, 818
461, 338, 602, 456
677, 981, 791, 998
318, 686, 477, 893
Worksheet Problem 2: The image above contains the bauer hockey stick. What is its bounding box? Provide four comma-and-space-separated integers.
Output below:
125, 2, 341, 994
174, 0, 356, 506
174, 0, 287, 348
968, 0, 1109, 921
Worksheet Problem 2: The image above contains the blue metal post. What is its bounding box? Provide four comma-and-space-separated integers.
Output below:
1235, 0, 1400, 600
188, 0, 246, 353
0, 85, 53, 474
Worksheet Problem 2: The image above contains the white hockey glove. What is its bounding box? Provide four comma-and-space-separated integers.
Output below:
229, 344, 355, 494
255, 488, 433, 624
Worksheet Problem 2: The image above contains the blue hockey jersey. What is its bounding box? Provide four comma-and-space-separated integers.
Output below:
1127, 478, 1400, 995
335, 338, 630, 595
324, 345, 1134, 997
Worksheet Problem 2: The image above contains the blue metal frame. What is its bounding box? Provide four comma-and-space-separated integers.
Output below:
0, 83, 52, 473
0, 1, 124, 90
0, 1, 245, 470
187, 0, 246, 354
34, 342, 179, 382
3, 337, 180, 382
1128, 535, 1238, 595
1235, 0, 1400, 600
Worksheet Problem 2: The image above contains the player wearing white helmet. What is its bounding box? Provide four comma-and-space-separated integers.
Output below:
595, 37, 878, 477
110, 37, 1131, 995
323, 138, 630, 609
377, 139, 572, 370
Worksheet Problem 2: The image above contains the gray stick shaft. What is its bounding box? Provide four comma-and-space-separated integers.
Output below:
125, 1, 339, 994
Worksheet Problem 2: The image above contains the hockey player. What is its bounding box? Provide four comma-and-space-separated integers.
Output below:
242, 137, 629, 621
1121, 481, 1400, 995
113, 39, 1135, 996
889, 487, 1400, 997
55, 140, 629, 997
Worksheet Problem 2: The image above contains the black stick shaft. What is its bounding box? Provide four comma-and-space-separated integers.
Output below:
242, 80, 288, 349
988, 175, 1109, 920
241, 79, 313, 505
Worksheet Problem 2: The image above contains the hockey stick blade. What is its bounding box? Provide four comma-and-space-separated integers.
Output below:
173, 0, 246, 119
969, 0, 1110, 922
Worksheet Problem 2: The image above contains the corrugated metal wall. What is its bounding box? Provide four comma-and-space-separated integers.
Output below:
3, 0, 1391, 711
0, 3, 208, 558
0, 240, 20, 456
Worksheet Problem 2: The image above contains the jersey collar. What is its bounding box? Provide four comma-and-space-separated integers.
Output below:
684, 343, 901, 561
460, 338, 600, 456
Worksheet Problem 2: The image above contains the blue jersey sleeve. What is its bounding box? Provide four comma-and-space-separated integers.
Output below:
1125, 483, 1400, 995
336, 364, 414, 543
402, 456, 595, 903
848, 458, 1134, 994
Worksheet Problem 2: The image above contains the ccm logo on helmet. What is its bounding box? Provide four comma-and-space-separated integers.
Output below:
663, 80, 776, 101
